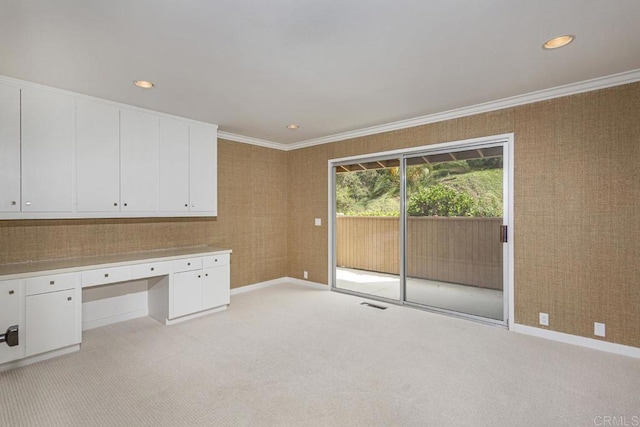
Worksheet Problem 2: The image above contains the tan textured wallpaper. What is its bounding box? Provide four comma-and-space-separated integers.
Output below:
0, 139, 288, 288
287, 83, 640, 348
513, 84, 640, 347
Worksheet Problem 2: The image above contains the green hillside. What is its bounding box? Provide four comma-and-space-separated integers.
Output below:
336, 159, 503, 217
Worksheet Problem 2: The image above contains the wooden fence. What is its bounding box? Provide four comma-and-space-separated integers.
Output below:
336, 216, 503, 290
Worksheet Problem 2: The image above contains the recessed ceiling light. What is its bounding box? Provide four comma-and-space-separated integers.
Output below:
542, 35, 575, 50
286, 124, 300, 130
134, 80, 155, 89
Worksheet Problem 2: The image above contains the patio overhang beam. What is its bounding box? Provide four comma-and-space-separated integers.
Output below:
335, 147, 502, 173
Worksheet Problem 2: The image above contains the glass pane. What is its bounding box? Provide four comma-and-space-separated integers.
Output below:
334, 162, 400, 300
405, 147, 504, 320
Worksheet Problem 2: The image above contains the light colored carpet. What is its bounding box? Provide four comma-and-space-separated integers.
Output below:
1, 282, 639, 426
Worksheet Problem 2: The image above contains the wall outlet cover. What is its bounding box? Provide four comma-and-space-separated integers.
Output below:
314, 218, 321, 226
303, 271, 308, 279
539, 312, 549, 326
594, 322, 606, 337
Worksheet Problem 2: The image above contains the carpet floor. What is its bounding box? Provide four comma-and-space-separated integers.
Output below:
1, 282, 639, 426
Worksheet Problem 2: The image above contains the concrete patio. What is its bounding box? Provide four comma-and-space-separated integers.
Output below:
336, 267, 503, 320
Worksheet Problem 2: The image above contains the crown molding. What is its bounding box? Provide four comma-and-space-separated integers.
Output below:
283, 68, 640, 151
222, 68, 640, 151
217, 131, 287, 150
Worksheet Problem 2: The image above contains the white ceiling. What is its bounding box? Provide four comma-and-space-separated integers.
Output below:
2, 1, 640, 146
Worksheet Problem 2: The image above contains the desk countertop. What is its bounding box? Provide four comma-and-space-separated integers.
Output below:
0, 246, 232, 280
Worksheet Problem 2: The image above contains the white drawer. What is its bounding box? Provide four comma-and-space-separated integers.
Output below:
26, 273, 77, 296
203, 254, 230, 268
131, 261, 172, 280
173, 257, 202, 273
81, 266, 132, 287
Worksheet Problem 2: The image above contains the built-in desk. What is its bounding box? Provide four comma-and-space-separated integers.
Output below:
0, 246, 231, 371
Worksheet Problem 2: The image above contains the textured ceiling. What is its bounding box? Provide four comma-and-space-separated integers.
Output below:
1, 0, 639, 145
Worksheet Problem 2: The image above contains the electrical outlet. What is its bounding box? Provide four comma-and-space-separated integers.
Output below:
539, 312, 549, 326
594, 322, 606, 337
303, 271, 308, 279
314, 218, 321, 226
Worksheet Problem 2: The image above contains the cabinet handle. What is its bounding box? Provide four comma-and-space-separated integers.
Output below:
124, 203, 128, 207
114, 202, 118, 206
184, 204, 188, 207
198, 275, 201, 278
151, 267, 155, 271
8, 290, 14, 295
11, 201, 16, 206
205, 273, 208, 277
104, 273, 109, 278
50, 280, 55, 285
214, 259, 218, 262
67, 297, 72, 301
25, 201, 31, 206
187, 262, 191, 266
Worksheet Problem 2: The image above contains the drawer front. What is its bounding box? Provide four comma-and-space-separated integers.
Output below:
202, 254, 230, 269
131, 261, 172, 280
26, 273, 77, 296
172, 257, 202, 273
81, 266, 131, 287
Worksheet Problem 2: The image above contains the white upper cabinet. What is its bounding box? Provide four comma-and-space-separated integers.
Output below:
159, 118, 190, 212
0, 76, 217, 219
189, 124, 217, 213
120, 109, 159, 212
0, 84, 21, 212
76, 100, 121, 212
21, 88, 75, 212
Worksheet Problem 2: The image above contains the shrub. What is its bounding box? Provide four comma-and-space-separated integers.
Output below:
407, 184, 477, 217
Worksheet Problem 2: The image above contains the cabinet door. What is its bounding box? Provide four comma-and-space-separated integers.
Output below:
25, 289, 79, 357
172, 271, 203, 318
120, 109, 159, 212
0, 280, 25, 364
159, 118, 189, 212
202, 267, 230, 310
21, 88, 75, 212
76, 99, 121, 212
0, 84, 21, 212
189, 124, 217, 213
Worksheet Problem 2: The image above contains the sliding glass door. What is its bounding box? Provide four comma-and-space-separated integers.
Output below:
404, 146, 505, 321
333, 159, 401, 301
330, 137, 510, 325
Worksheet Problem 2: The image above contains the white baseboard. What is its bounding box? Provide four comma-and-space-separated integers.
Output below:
513, 323, 640, 359
230, 277, 328, 295
0, 345, 80, 373
284, 277, 328, 290
230, 277, 287, 295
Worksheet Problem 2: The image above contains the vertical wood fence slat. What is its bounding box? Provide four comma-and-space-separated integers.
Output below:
336, 216, 503, 290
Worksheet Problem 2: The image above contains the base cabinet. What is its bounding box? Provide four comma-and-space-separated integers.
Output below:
170, 261, 230, 320
202, 267, 230, 310
0, 280, 24, 364
172, 270, 204, 318
1, 250, 230, 370
25, 289, 80, 357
